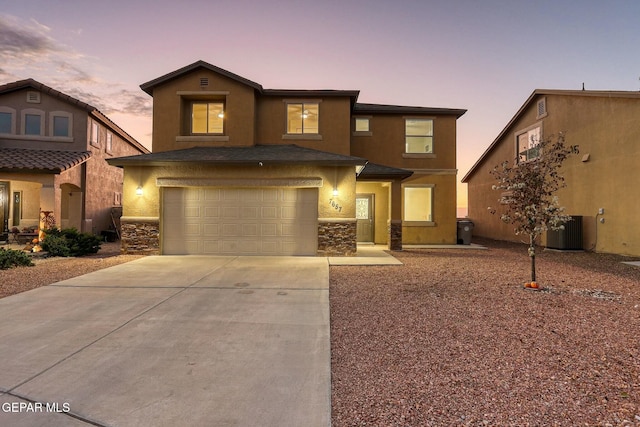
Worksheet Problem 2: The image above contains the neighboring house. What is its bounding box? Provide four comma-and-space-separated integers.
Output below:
108, 60, 466, 256
462, 89, 640, 257
0, 79, 149, 242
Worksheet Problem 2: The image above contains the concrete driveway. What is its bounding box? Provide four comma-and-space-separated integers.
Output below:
0, 256, 330, 427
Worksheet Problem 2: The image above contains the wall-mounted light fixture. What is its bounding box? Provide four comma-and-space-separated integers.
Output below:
332, 188, 339, 197
136, 186, 143, 196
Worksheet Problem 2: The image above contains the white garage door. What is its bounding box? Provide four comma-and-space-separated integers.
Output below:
162, 187, 318, 255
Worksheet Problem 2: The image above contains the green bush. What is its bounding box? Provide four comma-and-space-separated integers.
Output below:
41, 228, 102, 257
0, 248, 34, 270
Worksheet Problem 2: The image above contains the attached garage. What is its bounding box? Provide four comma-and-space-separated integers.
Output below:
162, 187, 318, 255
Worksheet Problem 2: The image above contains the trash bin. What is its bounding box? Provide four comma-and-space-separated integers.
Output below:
457, 219, 474, 245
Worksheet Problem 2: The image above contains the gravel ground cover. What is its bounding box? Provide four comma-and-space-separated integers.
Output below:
2, 239, 639, 425
331, 238, 640, 426
0, 242, 142, 299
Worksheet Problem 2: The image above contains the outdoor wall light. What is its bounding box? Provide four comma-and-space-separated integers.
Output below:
136, 186, 143, 196
333, 188, 339, 197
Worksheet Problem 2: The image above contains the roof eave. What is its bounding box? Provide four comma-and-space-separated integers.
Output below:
140, 60, 264, 96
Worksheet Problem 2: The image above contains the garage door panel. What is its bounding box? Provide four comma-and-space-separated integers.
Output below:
242, 207, 259, 219
163, 187, 317, 255
202, 224, 219, 237
203, 188, 221, 201
261, 223, 278, 237
204, 206, 220, 218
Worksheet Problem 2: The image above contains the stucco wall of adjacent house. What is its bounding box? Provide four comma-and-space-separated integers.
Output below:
256, 96, 353, 156
466, 93, 640, 257
0, 88, 89, 152
84, 119, 146, 234
149, 70, 257, 153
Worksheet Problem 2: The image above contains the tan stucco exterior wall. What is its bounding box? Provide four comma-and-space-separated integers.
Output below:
355, 181, 391, 244
149, 71, 257, 153
256, 96, 352, 155
123, 164, 356, 221
403, 172, 458, 244
350, 114, 457, 170
467, 93, 640, 256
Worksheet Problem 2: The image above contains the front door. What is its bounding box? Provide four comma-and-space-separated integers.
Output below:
0, 182, 8, 234
356, 194, 374, 243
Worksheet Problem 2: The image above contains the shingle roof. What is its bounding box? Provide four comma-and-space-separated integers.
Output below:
140, 60, 264, 96
354, 103, 467, 118
0, 148, 91, 173
357, 162, 413, 180
107, 144, 367, 167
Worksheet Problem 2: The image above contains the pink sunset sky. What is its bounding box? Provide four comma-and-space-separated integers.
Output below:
2, 0, 639, 215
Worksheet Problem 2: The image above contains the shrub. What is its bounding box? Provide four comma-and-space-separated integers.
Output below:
41, 228, 102, 257
0, 248, 34, 270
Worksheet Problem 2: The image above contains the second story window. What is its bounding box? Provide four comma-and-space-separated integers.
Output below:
90, 120, 99, 146
355, 118, 369, 132
0, 109, 14, 134
405, 118, 433, 154
516, 125, 541, 163
50, 111, 72, 138
23, 109, 44, 136
106, 131, 113, 154
287, 103, 319, 134
192, 102, 224, 134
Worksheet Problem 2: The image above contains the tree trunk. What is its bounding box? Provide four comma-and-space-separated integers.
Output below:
529, 234, 536, 282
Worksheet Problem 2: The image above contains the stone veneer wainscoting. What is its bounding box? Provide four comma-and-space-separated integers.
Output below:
317, 219, 357, 256
120, 217, 160, 255
388, 220, 403, 251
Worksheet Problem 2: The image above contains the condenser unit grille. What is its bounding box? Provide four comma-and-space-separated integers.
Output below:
546, 216, 583, 250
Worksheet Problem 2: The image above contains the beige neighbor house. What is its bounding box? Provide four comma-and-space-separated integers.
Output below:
108, 60, 466, 256
0, 79, 149, 243
462, 89, 640, 257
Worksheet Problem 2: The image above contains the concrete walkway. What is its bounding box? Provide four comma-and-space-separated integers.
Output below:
0, 256, 330, 427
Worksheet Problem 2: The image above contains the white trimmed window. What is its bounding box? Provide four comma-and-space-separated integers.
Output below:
90, 120, 100, 147
22, 108, 44, 136
49, 111, 72, 138
191, 102, 224, 134
0, 107, 16, 134
355, 117, 370, 132
403, 185, 434, 222
106, 131, 113, 153
516, 125, 541, 163
405, 118, 433, 153
287, 102, 319, 134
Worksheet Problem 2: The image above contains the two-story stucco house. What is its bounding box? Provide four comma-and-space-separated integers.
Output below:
462, 89, 640, 257
109, 61, 466, 256
0, 79, 149, 242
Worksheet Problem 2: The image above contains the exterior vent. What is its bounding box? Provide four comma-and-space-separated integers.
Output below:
546, 215, 583, 250
200, 77, 209, 87
27, 91, 41, 103
537, 97, 547, 118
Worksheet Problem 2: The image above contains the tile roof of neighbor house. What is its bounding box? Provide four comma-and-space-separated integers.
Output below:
0, 79, 149, 154
0, 148, 91, 173
460, 88, 640, 183
107, 144, 367, 167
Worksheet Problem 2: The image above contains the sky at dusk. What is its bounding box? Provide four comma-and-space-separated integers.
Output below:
2, 0, 639, 213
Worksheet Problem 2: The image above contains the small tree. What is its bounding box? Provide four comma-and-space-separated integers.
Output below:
489, 133, 573, 285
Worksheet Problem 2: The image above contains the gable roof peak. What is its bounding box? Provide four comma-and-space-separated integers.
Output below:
140, 60, 264, 96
